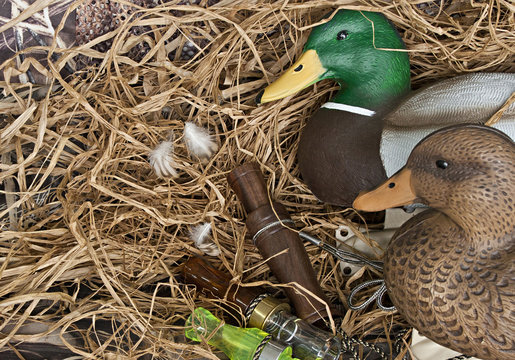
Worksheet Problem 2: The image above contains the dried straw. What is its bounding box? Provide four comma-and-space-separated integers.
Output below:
0, 0, 513, 358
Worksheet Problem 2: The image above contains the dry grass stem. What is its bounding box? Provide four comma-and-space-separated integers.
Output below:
0, 0, 513, 358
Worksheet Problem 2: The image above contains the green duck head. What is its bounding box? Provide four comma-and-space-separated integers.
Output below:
258, 10, 411, 110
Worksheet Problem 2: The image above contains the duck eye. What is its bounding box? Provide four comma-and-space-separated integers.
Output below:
336, 30, 348, 40
436, 160, 448, 169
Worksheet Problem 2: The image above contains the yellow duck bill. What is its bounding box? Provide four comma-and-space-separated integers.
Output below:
257, 50, 327, 104
353, 168, 417, 212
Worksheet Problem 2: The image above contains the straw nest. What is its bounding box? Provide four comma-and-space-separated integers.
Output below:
0, 0, 514, 358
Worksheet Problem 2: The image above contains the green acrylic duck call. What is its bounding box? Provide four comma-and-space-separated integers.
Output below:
185, 307, 298, 360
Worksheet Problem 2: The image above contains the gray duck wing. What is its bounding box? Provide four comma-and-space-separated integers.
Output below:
385, 73, 515, 127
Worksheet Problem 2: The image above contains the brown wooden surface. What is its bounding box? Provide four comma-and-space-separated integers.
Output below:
182, 256, 263, 315
228, 163, 335, 324
227, 162, 271, 214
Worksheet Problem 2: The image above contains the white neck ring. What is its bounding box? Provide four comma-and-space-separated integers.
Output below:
321, 102, 376, 117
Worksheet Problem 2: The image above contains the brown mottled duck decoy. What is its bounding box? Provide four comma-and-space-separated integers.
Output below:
353, 124, 515, 360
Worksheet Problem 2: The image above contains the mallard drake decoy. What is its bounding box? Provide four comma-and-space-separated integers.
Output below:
353, 124, 515, 360
257, 9, 515, 207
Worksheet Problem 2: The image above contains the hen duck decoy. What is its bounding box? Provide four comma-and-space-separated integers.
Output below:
257, 9, 515, 207
353, 124, 515, 360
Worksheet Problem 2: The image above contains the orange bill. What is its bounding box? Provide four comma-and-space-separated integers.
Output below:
257, 50, 327, 104
353, 168, 417, 212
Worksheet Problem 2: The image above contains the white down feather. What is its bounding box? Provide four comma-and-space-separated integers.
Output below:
149, 138, 179, 178
183, 122, 218, 160
189, 222, 220, 257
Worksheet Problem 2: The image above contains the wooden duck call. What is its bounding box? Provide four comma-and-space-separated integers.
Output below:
227, 163, 335, 324
182, 255, 268, 319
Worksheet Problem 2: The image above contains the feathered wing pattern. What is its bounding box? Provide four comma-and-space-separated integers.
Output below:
386, 210, 515, 360
189, 222, 219, 257
385, 73, 515, 127
183, 122, 218, 160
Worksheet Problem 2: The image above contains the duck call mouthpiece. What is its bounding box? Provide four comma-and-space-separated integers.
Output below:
185, 307, 298, 360
227, 162, 337, 325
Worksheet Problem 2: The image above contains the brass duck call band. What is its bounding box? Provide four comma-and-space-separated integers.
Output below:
245, 293, 291, 327
247, 296, 291, 330
245, 293, 273, 323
